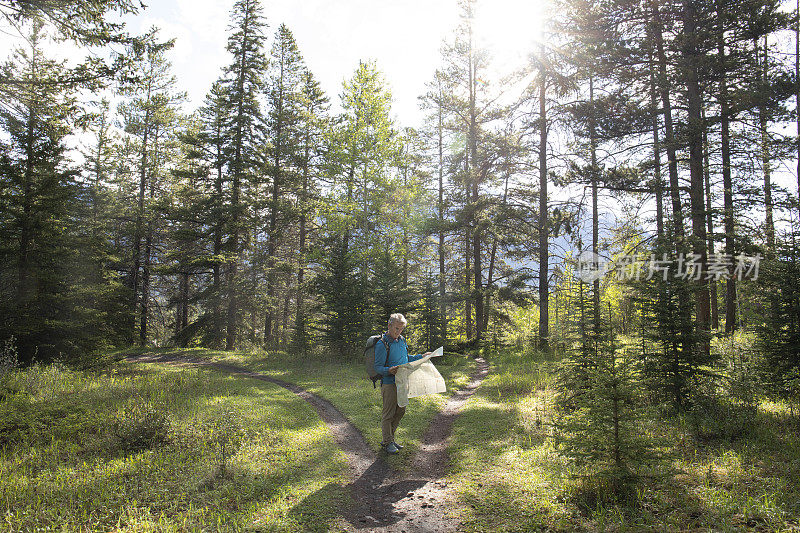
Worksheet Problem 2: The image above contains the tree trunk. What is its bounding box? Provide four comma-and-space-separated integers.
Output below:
467, 22, 483, 340
177, 271, 189, 346
538, 45, 549, 352
702, 109, 719, 330
589, 73, 601, 330
651, 0, 684, 238
18, 84, 35, 305
797, 0, 800, 227
281, 283, 292, 347
226, 12, 253, 351
295, 125, 310, 354
437, 78, 447, 346
265, 50, 285, 347
682, 0, 710, 343
484, 160, 511, 334
251, 223, 258, 343
649, 44, 665, 239
759, 36, 775, 250
402, 153, 410, 288
140, 228, 151, 346
465, 222, 473, 340
464, 101, 472, 340
717, 0, 737, 333
131, 100, 150, 330
212, 125, 224, 346
140, 198, 155, 345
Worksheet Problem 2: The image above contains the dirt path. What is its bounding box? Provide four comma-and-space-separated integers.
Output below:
344, 356, 490, 533
126, 352, 489, 532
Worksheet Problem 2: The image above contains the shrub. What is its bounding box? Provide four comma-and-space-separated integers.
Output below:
0, 336, 18, 373
111, 399, 171, 453
716, 333, 763, 410
0, 396, 94, 447
0, 337, 19, 399
205, 406, 246, 477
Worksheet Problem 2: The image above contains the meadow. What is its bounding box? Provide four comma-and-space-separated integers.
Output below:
1, 343, 798, 531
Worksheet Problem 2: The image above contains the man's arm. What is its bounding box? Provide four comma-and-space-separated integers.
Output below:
407, 345, 432, 363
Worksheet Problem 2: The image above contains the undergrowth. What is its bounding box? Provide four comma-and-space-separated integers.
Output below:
447, 343, 800, 532
0, 358, 348, 531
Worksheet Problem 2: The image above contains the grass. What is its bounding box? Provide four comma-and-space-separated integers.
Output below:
0, 357, 349, 531
210, 346, 476, 470
0, 343, 474, 530
5, 339, 798, 531
446, 345, 800, 532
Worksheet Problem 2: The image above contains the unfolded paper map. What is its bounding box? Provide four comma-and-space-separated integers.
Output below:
395, 347, 446, 408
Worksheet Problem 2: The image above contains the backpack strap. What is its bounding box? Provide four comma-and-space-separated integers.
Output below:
375, 334, 391, 388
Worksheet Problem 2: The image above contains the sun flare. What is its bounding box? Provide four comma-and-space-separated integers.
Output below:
473, 0, 547, 60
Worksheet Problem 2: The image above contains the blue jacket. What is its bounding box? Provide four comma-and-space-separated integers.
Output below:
374, 332, 424, 385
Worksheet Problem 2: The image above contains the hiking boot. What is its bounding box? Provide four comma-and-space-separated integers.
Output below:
384, 442, 400, 454
392, 442, 404, 449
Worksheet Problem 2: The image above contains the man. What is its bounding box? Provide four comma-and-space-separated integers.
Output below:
374, 313, 430, 454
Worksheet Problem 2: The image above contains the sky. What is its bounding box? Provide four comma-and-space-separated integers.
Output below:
118, 0, 546, 127
0, 0, 548, 129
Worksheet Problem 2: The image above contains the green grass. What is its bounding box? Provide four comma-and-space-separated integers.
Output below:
7, 341, 796, 531
211, 347, 476, 470
0, 358, 349, 531
446, 346, 800, 532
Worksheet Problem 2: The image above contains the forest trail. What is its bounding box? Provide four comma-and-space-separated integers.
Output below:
126, 352, 489, 532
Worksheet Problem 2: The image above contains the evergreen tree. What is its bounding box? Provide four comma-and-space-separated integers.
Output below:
371, 243, 418, 332
262, 23, 306, 346
755, 237, 800, 399
181, 80, 232, 347
0, 23, 97, 361
314, 234, 367, 359
319, 60, 400, 347
117, 33, 185, 345
0, 0, 144, 94
292, 69, 329, 355
556, 290, 657, 496
436, 0, 506, 342
419, 70, 452, 346
75, 98, 131, 351
220, 0, 267, 350
165, 117, 210, 347
417, 268, 443, 349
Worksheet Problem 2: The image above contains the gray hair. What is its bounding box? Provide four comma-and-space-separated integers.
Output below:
388, 313, 407, 327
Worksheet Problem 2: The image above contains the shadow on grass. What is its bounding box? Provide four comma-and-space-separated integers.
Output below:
290, 457, 431, 531
677, 403, 800, 525
458, 477, 558, 532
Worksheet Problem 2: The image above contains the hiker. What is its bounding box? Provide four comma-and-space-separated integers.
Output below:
374, 313, 431, 454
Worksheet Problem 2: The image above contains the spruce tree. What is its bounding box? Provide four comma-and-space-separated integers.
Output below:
220, 0, 267, 350
118, 33, 185, 345
756, 237, 800, 399
292, 69, 328, 355
555, 289, 657, 496
0, 0, 144, 94
263, 23, 306, 346
0, 22, 95, 361
175, 80, 233, 347
371, 243, 418, 332
314, 234, 367, 359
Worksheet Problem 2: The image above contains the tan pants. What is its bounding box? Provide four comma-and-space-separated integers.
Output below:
381, 383, 405, 445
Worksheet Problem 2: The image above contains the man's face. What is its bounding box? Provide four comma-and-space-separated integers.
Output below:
388, 321, 405, 340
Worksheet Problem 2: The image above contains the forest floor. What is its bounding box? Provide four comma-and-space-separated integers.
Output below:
2, 343, 800, 531
126, 350, 490, 532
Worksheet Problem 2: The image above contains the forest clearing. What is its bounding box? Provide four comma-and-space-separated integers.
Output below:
2, 345, 799, 530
